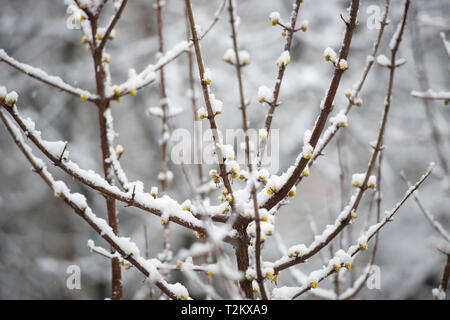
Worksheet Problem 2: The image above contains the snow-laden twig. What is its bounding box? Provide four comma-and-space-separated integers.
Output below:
1, 101, 232, 240
411, 89, 450, 101
0, 108, 189, 300
257, 0, 305, 166
109, 0, 227, 99
261, 0, 360, 211
271, 0, 410, 273
271, 162, 433, 299
0, 49, 98, 102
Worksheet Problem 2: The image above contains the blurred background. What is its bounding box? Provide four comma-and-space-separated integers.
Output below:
0, 0, 449, 299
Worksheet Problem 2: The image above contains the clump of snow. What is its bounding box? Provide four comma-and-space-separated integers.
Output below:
276, 50, 291, 67
257, 86, 273, 103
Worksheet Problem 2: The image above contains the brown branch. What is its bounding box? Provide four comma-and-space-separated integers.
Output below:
290, 161, 431, 299
257, 0, 304, 166
0, 109, 180, 300
262, 0, 360, 211
273, 0, 410, 274
227, 0, 263, 300
98, 0, 129, 51
184, 0, 234, 203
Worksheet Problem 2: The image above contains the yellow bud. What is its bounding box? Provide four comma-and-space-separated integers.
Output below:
86, 45, 91, 51
345, 263, 352, 270
266, 272, 274, 280
281, 31, 287, 37
161, 220, 167, 225
114, 87, 121, 95
369, 183, 376, 189
300, 25, 308, 32
334, 264, 341, 272
182, 205, 190, 211
96, 34, 102, 41
80, 95, 87, 101
345, 90, 352, 98
109, 34, 115, 40
257, 96, 265, 103
176, 262, 181, 269
222, 189, 228, 196
245, 275, 253, 281
80, 4, 87, 9
302, 170, 309, 177
303, 154, 311, 160
261, 216, 268, 222
444, 99, 449, 105
341, 121, 348, 127
55, 192, 61, 198
310, 282, 318, 289
81, 37, 87, 44
104, 57, 110, 63
352, 182, 360, 187
207, 271, 213, 276
359, 243, 367, 250
351, 212, 358, 219
288, 190, 296, 197
205, 78, 211, 85
271, 19, 278, 26
116, 97, 122, 102
130, 89, 137, 97
180, 296, 188, 300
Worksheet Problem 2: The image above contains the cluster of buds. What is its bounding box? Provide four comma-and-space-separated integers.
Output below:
230, 167, 239, 180
0, 87, 18, 106
209, 169, 220, 185
287, 244, 307, 258
257, 170, 269, 185
266, 184, 277, 195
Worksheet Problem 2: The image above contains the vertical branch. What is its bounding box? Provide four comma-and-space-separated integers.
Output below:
262, 0, 360, 211
227, 0, 264, 299
258, 0, 304, 166
87, 3, 123, 299
184, 0, 233, 199
185, 8, 205, 199
155, 0, 171, 284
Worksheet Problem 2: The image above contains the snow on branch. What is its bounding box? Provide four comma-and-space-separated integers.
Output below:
0, 108, 189, 300
271, 162, 433, 300
0, 99, 233, 240
0, 49, 98, 102
411, 89, 450, 101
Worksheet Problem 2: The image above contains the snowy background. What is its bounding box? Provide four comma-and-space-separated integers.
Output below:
0, 0, 449, 299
